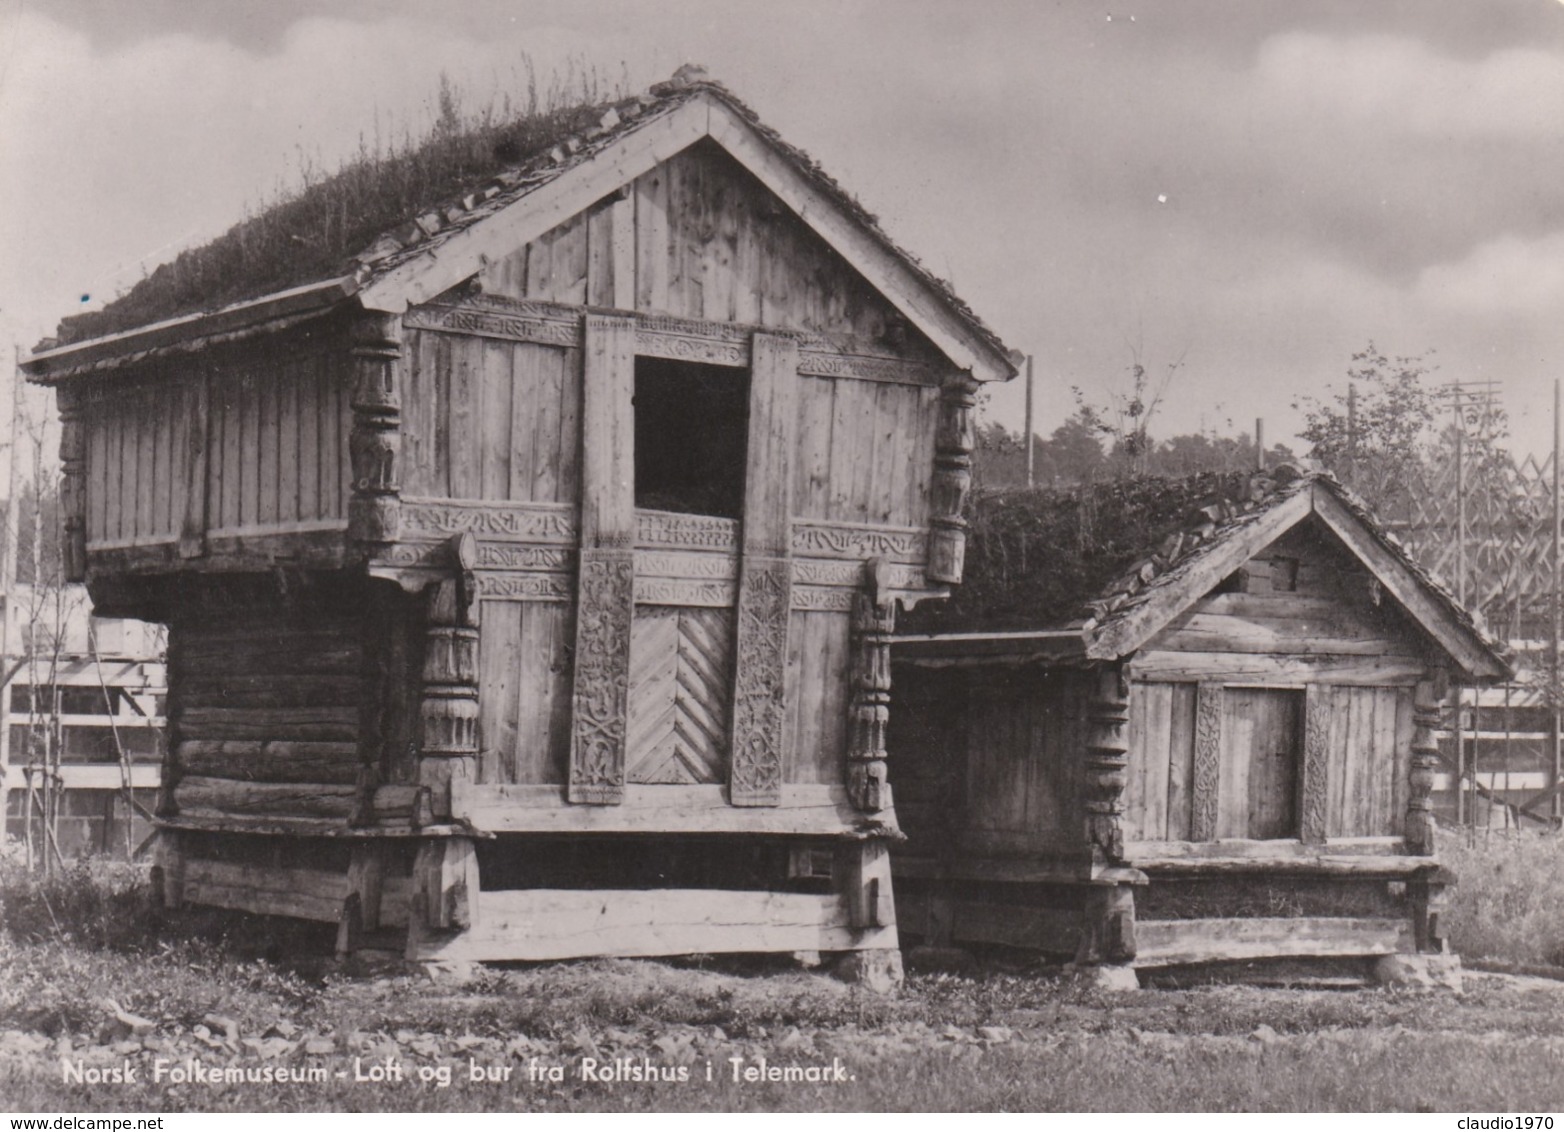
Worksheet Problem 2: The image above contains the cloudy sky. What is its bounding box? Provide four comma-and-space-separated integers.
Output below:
3, 0, 1564, 456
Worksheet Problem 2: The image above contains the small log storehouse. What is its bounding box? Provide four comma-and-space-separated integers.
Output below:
891, 468, 1511, 977
22, 68, 1019, 975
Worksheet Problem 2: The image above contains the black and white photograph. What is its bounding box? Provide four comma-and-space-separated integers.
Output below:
3, 0, 1564, 1115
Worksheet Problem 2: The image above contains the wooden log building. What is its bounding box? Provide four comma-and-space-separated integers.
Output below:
22, 68, 1019, 973
891, 468, 1511, 976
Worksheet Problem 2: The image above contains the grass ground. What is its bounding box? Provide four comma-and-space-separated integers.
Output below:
4, 836, 1564, 1112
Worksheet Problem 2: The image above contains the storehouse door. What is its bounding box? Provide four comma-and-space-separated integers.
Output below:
1216, 688, 1304, 839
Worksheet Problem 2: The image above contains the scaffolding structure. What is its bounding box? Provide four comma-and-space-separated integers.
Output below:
1337, 381, 1560, 830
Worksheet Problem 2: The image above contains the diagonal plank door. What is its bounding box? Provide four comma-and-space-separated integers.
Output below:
627, 606, 735, 784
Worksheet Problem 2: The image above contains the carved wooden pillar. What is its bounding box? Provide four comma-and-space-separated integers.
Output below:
848, 558, 895, 812
1405, 679, 1444, 856
56, 384, 87, 583
729, 332, 798, 806
1301, 684, 1330, 845
348, 312, 403, 546
568, 314, 636, 804
927, 375, 977, 585
1084, 664, 1130, 862
1190, 682, 1222, 841
418, 576, 479, 820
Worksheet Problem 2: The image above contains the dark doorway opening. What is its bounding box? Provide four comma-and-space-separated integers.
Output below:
633, 357, 749, 518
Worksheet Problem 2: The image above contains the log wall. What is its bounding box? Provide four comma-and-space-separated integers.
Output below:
165, 597, 377, 828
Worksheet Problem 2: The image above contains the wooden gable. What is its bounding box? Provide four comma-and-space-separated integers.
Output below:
1134, 519, 1441, 683
1090, 483, 1508, 683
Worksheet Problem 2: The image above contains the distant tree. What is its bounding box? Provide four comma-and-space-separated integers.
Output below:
1292, 342, 1439, 490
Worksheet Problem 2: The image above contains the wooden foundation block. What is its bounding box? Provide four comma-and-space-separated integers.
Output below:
835, 842, 895, 930
411, 838, 480, 933
1076, 884, 1137, 965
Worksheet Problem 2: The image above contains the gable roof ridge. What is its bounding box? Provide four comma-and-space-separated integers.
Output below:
36, 66, 1018, 380
1080, 465, 1314, 627
1309, 470, 1509, 666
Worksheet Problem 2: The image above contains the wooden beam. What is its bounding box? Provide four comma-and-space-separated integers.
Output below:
452, 781, 899, 838
407, 885, 897, 963
1125, 836, 1406, 860
1310, 485, 1508, 681
178, 856, 350, 924
1133, 916, 1414, 968
729, 332, 798, 806
1128, 650, 1428, 686
568, 314, 637, 805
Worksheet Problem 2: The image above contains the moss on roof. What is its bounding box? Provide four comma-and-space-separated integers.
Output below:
902, 471, 1288, 634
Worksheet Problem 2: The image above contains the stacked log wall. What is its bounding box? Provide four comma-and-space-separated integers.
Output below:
166, 606, 370, 829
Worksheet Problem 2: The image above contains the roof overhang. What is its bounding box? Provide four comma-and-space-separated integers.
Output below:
893, 629, 1088, 668
22, 276, 359, 383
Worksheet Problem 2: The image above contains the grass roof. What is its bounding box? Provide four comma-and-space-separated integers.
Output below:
55, 78, 618, 346
903, 471, 1270, 634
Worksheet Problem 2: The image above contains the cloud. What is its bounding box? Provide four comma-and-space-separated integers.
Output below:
1416, 231, 1564, 315
1255, 32, 1564, 137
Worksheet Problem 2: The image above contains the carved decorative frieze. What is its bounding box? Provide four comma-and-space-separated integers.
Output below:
405, 302, 580, 348
1406, 681, 1443, 856
634, 509, 741, 551
928, 375, 977, 584
797, 351, 937, 386
791, 557, 924, 589
347, 313, 403, 545
399, 499, 577, 543
847, 564, 896, 813
790, 586, 856, 612
634, 550, 740, 581
56, 384, 87, 582
480, 572, 574, 601
729, 556, 791, 807
637, 326, 748, 367
568, 549, 636, 804
407, 296, 938, 386
789, 521, 926, 563
1084, 665, 1130, 861
634, 578, 737, 608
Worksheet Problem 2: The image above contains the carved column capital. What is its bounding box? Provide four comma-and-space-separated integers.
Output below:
56, 383, 87, 583
928, 374, 978, 585
1084, 663, 1130, 861
847, 561, 897, 812
348, 312, 404, 545
1405, 680, 1444, 856
417, 577, 479, 821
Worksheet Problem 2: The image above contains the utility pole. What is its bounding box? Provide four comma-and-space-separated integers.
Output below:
1255, 418, 1265, 471
1024, 354, 1036, 488
1553, 378, 1562, 823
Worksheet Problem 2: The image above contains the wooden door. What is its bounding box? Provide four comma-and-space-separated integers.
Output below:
626, 606, 735, 784
1217, 688, 1303, 839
